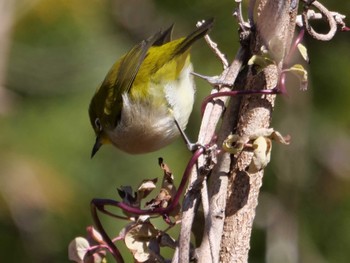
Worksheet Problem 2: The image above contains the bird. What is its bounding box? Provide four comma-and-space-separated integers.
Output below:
89, 19, 214, 157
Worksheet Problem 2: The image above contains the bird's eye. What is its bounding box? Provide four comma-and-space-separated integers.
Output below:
94, 118, 102, 131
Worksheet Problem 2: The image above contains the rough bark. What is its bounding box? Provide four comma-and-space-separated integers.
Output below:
219, 1, 298, 262
178, 1, 300, 263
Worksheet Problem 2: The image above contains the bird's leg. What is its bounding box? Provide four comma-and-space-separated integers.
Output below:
174, 119, 203, 152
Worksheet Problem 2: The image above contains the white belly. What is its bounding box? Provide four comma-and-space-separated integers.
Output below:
106, 63, 195, 154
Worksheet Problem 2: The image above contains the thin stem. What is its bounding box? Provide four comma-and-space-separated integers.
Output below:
201, 89, 280, 115
91, 147, 204, 218
90, 201, 124, 263
284, 29, 305, 66
168, 147, 204, 211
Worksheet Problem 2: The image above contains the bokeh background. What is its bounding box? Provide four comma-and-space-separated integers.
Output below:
0, 0, 349, 262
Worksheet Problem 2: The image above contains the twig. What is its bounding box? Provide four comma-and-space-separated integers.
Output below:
204, 34, 229, 69
177, 40, 249, 262
233, 0, 251, 32
296, 10, 347, 29
196, 94, 239, 263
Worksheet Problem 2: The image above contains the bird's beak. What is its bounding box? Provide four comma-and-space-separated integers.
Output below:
91, 136, 102, 158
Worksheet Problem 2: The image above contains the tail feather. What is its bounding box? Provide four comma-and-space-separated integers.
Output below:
175, 18, 214, 56
153, 24, 174, 46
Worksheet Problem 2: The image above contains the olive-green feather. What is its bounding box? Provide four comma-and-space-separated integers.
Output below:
153, 24, 174, 46
90, 32, 163, 129
174, 18, 214, 57
131, 19, 214, 98
89, 18, 214, 130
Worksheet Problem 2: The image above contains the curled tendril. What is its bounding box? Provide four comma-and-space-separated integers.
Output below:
302, 0, 337, 41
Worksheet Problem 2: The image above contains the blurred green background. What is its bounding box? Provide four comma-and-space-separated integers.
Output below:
0, 0, 349, 262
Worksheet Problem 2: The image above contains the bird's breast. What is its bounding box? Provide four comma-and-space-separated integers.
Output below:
106, 62, 195, 154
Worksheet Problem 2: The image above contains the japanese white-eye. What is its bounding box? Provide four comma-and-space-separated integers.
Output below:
89, 19, 213, 157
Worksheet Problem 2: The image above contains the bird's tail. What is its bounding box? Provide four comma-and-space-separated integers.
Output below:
174, 18, 214, 56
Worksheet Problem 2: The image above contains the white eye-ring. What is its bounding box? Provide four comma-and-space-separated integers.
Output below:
95, 118, 102, 131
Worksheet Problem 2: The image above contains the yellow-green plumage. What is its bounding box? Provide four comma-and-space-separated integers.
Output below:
89, 19, 213, 156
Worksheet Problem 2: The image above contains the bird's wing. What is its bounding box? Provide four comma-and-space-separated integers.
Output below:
103, 31, 164, 126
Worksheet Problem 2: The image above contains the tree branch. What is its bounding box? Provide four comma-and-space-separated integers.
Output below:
176, 1, 300, 263
217, 1, 298, 262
